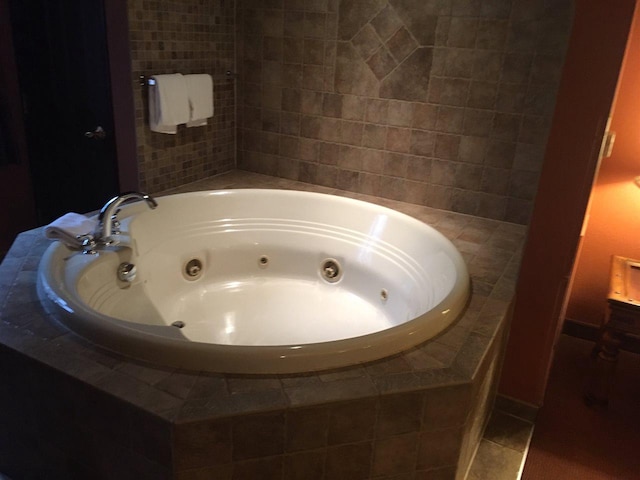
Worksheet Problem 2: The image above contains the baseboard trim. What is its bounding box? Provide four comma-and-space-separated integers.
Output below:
494, 394, 539, 422
563, 318, 640, 354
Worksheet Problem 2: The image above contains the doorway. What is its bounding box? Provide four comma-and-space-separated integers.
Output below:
0, 0, 35, 254
0, 0, 138, 254
9, 0, 121, 224
563, 4, 640, 341
499, 0, 637, 406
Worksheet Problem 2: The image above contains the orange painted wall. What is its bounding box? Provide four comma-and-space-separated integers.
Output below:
566, 5, 640, 327
499, 0, 636, 406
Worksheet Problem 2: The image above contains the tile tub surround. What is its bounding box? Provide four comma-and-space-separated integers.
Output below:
0, 172, 525, 479
128, 0, 236, 193
236, 0, 573, 225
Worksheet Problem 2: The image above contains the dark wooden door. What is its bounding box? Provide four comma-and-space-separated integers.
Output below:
0, 0, 37, 254
8, 0, 120, 225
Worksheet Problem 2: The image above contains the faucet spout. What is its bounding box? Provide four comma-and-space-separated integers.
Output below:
96, 191, 157, 245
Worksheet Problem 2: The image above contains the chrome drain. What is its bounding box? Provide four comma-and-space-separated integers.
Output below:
321, 258, 342, 283
117, 263, 137, 283
184, 258, 203, 280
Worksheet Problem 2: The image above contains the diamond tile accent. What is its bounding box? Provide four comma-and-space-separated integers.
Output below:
338, 0, 387, 40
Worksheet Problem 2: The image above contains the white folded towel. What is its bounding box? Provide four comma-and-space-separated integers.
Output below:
185, 74, 214, 127
148, 73, 190, 134
44, 213, 98, 248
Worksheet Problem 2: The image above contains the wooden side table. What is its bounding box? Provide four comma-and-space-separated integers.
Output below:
584, 255, 640, 406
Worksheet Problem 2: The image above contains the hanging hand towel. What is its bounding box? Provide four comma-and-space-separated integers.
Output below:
148, 73, 190, 134
185, 74, 214, 127
44, 212, 98, 248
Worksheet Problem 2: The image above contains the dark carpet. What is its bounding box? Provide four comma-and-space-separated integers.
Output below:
522, 335, 640, 479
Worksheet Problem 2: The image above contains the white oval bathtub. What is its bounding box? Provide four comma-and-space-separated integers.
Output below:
38, 189, 470, 374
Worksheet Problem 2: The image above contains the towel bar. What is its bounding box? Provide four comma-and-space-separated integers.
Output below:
139, 72, 237, 87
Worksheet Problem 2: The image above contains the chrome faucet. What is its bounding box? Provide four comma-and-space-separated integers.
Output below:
94, 191, 158, 246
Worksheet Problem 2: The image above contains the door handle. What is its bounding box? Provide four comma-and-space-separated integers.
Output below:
84, 126, 106, 139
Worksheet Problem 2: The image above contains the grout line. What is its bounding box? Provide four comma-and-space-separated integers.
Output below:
462, 436, 483, 480
493, 407, 536, 426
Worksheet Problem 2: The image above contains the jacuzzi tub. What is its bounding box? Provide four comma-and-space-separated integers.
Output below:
37, 189, 469, 374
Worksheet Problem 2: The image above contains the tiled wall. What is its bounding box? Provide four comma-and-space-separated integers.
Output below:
127, 0, 236, 192
236, 0, 572, 224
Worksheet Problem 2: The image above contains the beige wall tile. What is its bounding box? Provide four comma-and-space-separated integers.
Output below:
235, 0, 571, 224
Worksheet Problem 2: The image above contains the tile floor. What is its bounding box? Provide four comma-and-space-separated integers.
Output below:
469, 398, 535, 480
